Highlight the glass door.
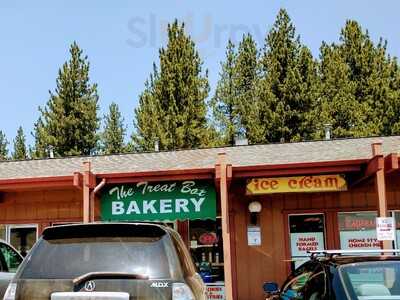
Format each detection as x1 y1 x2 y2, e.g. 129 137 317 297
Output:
288 214 326 269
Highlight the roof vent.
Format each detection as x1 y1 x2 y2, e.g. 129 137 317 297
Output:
154 138 159 152
234 135 248 146
48 145 54 158
324 124 332 140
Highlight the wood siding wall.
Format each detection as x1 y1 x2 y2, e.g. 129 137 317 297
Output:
0 189 82 232
231 174 400 300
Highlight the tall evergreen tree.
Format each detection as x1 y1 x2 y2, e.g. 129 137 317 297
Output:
102 102 126 154
38 42 99 157
316 20 400 138
312 43 367 138
12 126 27 160
0 131 8 160
132 21 210 151
338 21 387 136
385 59 400 134
30 118 49 159
258 9 318 142
234 34 263 143
211 40 239 145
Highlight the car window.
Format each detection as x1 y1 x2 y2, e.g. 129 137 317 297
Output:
340 261 400 299
301 269 327 300
20 235 183 280
0 243 22 273
281 262 328 300
281 271 313 299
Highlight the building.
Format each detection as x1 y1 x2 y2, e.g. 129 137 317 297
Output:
0 136 399 300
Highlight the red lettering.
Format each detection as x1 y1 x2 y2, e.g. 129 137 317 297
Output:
261 180 271 190
271 180 278 189
253 179 260 190
288 179 297 189
303 177 312 188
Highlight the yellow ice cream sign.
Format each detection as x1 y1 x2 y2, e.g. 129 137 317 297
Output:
246 175 347 195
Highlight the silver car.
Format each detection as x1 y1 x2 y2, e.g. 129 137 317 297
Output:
4 223 206 300
0 240 23 298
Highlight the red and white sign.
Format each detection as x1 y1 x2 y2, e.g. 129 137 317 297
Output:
340 230 380 250
290 232 325 257
206 283 225 300
376 217 395 241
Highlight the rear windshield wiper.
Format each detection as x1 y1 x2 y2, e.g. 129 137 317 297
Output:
73 272 149 285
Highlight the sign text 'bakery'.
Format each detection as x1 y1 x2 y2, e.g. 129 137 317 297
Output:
101 180 216 221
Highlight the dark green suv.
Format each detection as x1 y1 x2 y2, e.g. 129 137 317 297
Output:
3 223 206 300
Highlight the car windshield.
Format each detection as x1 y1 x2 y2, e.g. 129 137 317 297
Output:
340 260 400 300
19 234 182 280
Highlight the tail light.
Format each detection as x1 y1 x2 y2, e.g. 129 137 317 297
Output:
3 283 16 300
172 283 195 300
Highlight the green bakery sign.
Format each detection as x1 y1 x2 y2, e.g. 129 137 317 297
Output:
101 180 216 221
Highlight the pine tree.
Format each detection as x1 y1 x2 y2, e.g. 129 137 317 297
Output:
337 20 386 136
0 131 8 160
12 126 27 160
312 43 367 138
132 66 162 151
385 59 400 134
316 20 400 138
132 21 209 151
234 34 263 143
101 102 126 154
30 118 49 159
38 42 99 157
210 40 239 145
258 9 317 142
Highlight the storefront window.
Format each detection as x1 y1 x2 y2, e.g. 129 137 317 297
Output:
8 225 37 257
189 219 224 283
189 218 225 299
338 212 380 250
289 214 325 269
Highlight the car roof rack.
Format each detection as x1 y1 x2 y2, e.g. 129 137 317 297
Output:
308 249 400 259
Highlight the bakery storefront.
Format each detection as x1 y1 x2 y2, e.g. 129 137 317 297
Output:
100 180 226 289
0 136 400 300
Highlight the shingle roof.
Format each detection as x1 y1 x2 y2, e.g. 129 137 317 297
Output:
0 136 399 180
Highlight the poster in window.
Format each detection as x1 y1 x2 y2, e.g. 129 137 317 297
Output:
289 215 325 258
338 212 380 250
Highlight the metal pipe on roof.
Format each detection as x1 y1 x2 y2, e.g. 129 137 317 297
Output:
90 178 106 223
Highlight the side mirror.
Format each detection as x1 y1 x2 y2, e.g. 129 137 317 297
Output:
263 282 279 294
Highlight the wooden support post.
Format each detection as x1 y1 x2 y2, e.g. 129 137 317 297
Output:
82 162 91 223
372 143 391 250
217 153 233 300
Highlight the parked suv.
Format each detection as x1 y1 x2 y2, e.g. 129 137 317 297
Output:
0 240 23 298
264 250 400 300
3 223 206 300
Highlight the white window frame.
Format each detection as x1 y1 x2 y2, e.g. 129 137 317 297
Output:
3 224 39 245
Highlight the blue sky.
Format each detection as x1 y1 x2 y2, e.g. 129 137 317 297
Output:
1 0 399 148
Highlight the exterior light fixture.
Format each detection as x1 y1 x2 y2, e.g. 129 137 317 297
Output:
248 201 262 225
248 201 262 213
